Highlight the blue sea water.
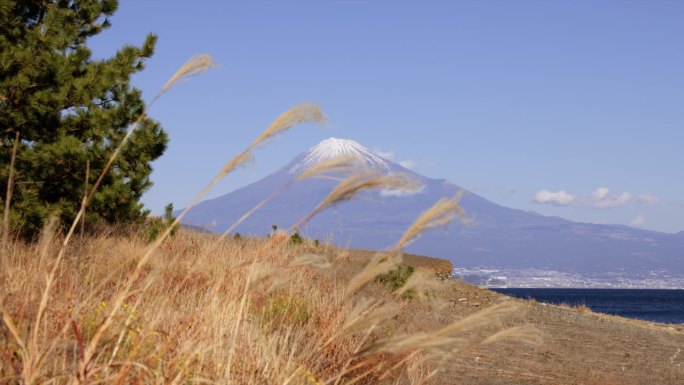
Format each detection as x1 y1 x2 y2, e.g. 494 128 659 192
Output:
492 288 684 324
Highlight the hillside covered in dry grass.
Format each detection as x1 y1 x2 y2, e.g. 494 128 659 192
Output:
0 228 532 384
1 50 682 385
2 229 682 384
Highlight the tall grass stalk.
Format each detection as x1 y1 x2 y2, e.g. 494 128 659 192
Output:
1 130 20 251
0 55 214 384
168 154 360 292
1 222 535 384
293 170 419 232
0 55 539 385
393 190 468 252
77 103 325 383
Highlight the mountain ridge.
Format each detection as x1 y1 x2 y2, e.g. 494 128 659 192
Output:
180 138 684 287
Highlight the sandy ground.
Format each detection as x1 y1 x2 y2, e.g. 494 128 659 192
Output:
432 279 684 385
367 251 684 384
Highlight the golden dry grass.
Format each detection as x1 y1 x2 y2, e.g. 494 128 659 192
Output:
0 229 533 384
0 53 537 384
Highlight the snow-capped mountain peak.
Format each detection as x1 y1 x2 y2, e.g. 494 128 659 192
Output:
182 137 684 287
288 137 391 174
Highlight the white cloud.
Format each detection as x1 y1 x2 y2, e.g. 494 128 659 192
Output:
591 187 610 201
373 148 418 170
533 187 631 208
380 184 425 197
637 193 660 206
399 160 416 170
589 187 631 208
533 190 576 206
630 214 645 228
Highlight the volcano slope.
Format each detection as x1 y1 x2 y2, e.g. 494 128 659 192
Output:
181 137 684 285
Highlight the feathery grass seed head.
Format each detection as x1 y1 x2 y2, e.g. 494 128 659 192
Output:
294 171 419 231
481 324 543 346
362 301 524 357
362 331 465 356
161 55 214 93
252 103 326 148
394 269 440 301
37 212 60 263
289 254 332 269
295 155 359 182
433 301 522 339
394 190 469 251
323 171 419 210
337 298 399 339
345 252 403 297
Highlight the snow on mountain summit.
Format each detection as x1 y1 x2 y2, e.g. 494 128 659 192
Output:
288 137 391 174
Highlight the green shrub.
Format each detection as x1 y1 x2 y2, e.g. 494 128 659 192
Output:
144 203 178 242
377 265 415 299
290 231 304 245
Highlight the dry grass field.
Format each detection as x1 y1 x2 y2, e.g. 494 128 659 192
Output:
2 229 682 384
1 228 535 384
3 55 518 384
2 55 682 385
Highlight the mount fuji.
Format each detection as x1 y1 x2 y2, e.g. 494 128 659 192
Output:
180 138 684 287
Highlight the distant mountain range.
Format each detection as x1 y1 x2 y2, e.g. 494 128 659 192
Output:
179 138 684 288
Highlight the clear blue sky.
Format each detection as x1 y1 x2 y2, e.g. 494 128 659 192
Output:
89 0 683 233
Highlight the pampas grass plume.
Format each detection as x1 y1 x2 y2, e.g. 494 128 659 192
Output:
251 103 326 147
290 254 332 269
394 268 441 301
481 324 543 346
394 190 468 251
296 154 358 181
161 55 214 94
295 171 419 230
345 252 403 297
335 298 399 340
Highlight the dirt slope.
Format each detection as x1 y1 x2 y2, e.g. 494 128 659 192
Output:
392 253 684 385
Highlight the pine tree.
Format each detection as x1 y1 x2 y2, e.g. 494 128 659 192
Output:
0 0 168 238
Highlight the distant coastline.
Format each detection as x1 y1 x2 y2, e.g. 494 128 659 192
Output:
454 267 684 289
493 288 684 324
